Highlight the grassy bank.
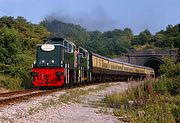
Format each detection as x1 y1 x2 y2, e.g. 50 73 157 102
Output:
103 77 180 123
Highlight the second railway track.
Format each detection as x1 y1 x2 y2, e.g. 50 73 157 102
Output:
0 89 39 97
0 89 59 107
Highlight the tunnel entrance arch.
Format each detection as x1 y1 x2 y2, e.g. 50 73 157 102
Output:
143 57 164 77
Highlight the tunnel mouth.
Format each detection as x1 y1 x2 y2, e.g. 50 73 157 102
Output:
144 58 164 77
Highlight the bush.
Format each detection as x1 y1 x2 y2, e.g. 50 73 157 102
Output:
153 77 180 95
0 16 49 90
159 57 180 77
0 74 22 90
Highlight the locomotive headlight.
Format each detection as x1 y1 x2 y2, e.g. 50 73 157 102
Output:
51 60 55 63
42 60 45 63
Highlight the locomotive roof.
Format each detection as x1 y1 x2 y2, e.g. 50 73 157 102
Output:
50 37 76 46
36 37 76 51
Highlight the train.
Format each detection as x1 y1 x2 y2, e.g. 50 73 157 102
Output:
30 37 155 87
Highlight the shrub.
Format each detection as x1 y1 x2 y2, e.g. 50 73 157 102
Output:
0 74 22 90
159 57 180 77
153 77 180 95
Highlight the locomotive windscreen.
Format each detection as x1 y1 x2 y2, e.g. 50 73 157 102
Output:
36 44 65 67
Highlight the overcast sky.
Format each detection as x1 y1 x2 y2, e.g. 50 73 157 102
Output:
0 0 180 34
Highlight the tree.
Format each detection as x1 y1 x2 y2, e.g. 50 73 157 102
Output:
0 16 49 89
138 29 152 45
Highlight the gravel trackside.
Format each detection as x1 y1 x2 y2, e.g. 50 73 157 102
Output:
0 81 141 123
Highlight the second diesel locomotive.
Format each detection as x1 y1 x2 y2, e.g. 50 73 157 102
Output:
31 37 154 87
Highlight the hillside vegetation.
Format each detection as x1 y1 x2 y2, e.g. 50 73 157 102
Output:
0 16 49 90
0 16 180 90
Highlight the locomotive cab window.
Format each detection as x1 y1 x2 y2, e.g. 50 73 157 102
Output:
68 44 74 53
36 45 65 67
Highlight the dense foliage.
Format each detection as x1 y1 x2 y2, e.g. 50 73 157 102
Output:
0 16 49 90
132 25 180 50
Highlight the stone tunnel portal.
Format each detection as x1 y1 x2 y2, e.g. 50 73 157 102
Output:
143 57 164 77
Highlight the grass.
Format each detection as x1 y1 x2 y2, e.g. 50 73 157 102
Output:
28 99 57 115
102 77 180 123
87 83 110 92
41 99 57 107
28 106 41 115
58 83 111 104
58 89 89 103
98 105 110 115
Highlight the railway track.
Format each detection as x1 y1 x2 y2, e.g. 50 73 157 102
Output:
0 81 122 107
0 89 39 97
0 89 59 107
